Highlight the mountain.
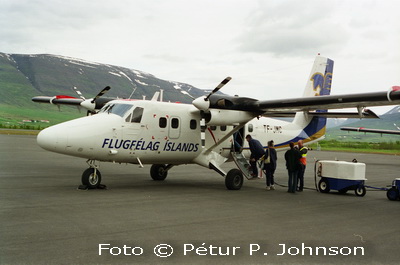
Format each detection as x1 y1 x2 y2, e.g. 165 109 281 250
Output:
384 105 400 116
0 52 207 105
326 106 400 142
0 52 209 126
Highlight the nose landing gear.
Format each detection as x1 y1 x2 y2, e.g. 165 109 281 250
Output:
78 160 107 190
82 168 102 188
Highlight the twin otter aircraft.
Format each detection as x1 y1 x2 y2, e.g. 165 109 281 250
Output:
33 55 400 190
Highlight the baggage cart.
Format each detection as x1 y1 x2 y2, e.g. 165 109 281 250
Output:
315 160 367 197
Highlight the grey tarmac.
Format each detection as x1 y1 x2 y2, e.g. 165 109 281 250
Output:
1 135 399 265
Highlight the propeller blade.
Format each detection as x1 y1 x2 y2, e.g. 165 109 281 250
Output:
200 114 206 149
73 87 86 100
204 77 231 101
91 86 111 103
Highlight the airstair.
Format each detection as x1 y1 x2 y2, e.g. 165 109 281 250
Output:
231 152 253 180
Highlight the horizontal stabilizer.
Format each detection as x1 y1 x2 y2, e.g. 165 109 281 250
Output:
262 109 379 119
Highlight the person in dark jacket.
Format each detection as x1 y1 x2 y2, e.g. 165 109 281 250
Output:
246 134 265 178
284 142 302 193
264 140 277 190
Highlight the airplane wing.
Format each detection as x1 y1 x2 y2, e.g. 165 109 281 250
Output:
207 86 400 114
32 95 84 106
32 95 114 109
341 127 400 135
32 86 114 112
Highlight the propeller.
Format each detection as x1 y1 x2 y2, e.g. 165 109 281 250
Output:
80 86 111 113
91 86 111 103
205 76 231 101
193 77 232 111
193 77 232 149
73 86 86 100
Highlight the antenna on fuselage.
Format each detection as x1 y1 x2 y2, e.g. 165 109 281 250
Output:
128 85 137 99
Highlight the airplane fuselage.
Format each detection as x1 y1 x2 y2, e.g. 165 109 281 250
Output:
37 99 324 167
33 55 342 190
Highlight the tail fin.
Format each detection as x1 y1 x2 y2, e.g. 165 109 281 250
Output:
302 55 334 97
293 55 334 143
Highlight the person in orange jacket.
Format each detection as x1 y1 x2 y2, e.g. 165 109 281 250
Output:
297 140 308 192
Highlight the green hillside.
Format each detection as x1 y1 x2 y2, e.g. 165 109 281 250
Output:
0 53 39 106
326 109 400 142
0 52 207 128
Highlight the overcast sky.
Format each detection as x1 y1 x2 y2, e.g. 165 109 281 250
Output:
1 0 399 114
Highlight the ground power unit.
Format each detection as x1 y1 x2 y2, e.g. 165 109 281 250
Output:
315 160 367 197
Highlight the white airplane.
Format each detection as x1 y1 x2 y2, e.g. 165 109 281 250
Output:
33 55 400 190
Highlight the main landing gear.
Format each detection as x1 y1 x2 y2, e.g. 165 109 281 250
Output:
150 164 174 181
79 160 106 190
225 169 244 190
150 164 244 190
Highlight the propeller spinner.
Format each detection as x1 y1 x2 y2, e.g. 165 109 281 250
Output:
193 77 232 111
80 86 111 111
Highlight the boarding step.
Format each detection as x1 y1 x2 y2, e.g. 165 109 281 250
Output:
231 152 253 180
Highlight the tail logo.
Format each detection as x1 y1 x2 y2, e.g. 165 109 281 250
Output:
311 71 333 97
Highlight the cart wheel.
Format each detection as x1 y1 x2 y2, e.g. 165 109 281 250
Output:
355 186 366 197
318 178 330 193
386 188 399 201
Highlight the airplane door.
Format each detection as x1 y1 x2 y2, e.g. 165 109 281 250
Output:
122 107 144 138
168 117 181 139
233 127 245 152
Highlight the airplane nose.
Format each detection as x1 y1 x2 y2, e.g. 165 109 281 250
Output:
37 127 60 151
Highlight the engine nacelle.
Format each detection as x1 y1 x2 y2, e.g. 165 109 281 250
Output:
206 109 255 126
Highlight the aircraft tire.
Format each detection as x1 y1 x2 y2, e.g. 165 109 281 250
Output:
150 164 168 181
82 168 102 189
386 187 399 201
318 178 330 193
225 169 243 190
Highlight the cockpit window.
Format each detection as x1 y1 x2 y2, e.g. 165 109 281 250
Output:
99 103 132 117
131 107 144 123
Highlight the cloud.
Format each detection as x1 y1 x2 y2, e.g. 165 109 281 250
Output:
0 0 128 53
238 0 349 57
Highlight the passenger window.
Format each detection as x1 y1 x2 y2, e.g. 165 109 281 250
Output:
190 119 197 130
131 107 144 123
221 126 227 131
171 118 179 129
159 117 167 128
248 124 253 132
210 126 217 131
